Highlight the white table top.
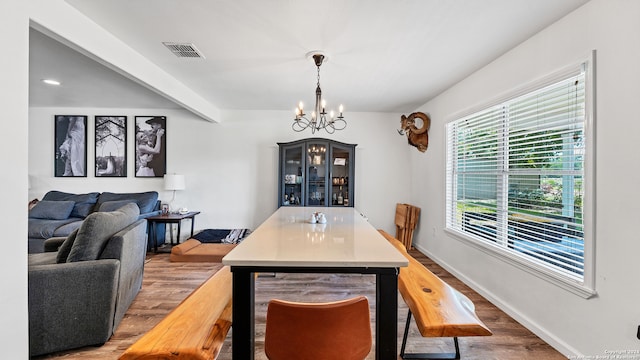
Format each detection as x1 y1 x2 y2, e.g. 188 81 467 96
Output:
222 207 409 268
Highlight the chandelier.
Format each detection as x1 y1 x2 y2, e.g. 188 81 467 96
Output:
292 52 346 134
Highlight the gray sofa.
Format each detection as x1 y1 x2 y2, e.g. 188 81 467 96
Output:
28 203 147 356
28 190 164 253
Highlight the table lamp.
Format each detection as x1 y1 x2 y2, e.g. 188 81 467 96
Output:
164 173 185 212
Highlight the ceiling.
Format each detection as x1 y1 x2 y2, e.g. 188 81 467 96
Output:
30 0 590 115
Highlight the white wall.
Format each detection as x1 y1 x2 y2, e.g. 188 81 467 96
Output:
29 107 411 237
1 0 29 357
410 0 640 356
22 4 412 356
24 1 636 357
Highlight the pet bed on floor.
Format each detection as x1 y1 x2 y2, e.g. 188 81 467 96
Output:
191 228 251 244
170 239 237 262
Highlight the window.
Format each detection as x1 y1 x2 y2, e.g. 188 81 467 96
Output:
445 56 595 297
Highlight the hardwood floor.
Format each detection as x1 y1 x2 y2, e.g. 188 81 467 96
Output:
35 250 567 360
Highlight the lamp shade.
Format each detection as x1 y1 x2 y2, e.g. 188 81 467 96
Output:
164 174 185 191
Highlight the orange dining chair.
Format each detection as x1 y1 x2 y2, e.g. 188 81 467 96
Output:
264 296 372 360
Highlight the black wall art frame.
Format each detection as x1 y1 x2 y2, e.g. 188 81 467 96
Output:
54 115 88 177
134 116 166 178
95 116 127 177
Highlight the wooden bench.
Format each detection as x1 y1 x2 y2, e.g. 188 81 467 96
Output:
379 230 492 359
119 266 232 360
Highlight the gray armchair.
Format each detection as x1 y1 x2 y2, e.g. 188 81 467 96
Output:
28 203 147 356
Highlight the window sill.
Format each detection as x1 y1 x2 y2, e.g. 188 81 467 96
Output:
445 228 597 299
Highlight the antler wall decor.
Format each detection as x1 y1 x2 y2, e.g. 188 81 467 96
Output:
398 112 430 152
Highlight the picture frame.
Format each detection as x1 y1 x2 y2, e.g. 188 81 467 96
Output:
95 116 127 177
54 115 87 177
135 116 166 177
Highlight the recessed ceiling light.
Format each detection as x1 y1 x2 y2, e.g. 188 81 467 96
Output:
42 79 61 86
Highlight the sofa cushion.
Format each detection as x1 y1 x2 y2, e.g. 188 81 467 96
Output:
66 203 140 262
52 220 83 237
56 229 79 263
28 218 82 240
96 191 158 214
98 200 135 213
28 252 59 266
29 200 75 220
42 191 100 218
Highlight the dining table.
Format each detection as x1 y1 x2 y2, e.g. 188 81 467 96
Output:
222 206 409 360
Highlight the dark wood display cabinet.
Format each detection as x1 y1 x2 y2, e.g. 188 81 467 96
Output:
278 138 356 207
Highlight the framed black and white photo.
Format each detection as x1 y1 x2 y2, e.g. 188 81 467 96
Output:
135 116 166 177
55 115 87 177
95 116 127 177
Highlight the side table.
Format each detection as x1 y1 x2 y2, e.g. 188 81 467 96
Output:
146 211 201 252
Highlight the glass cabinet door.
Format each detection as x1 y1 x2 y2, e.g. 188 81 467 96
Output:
278 138 356 208
330 144 354 206
306 142 327 206
280 144 304 206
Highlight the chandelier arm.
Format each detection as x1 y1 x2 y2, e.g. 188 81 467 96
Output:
332 118 347 130
292 117 311 132
292 51 345 134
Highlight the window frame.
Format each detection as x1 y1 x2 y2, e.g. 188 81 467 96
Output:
444 52 596 298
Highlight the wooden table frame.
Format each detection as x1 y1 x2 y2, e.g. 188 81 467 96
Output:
223 207 407 360
230 265 399 360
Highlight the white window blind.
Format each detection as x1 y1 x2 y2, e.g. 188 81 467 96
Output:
446 66 590 285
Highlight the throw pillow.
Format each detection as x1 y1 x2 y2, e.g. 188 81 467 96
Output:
42 191 100 218
98 200 135 212
97 191 158 214
29 200 75 220
56 229 79 263
66 203 140 262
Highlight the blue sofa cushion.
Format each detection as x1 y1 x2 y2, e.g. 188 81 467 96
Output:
42 191 100 218
96 191 158 214
28 218 81 239
52 220 83 237
98 200 135 212
29 200 75 220
66 203 140 262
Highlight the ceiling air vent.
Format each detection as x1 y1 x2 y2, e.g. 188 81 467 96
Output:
162 42 205 59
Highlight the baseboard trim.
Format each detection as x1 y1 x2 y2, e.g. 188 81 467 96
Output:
413 243 582 357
